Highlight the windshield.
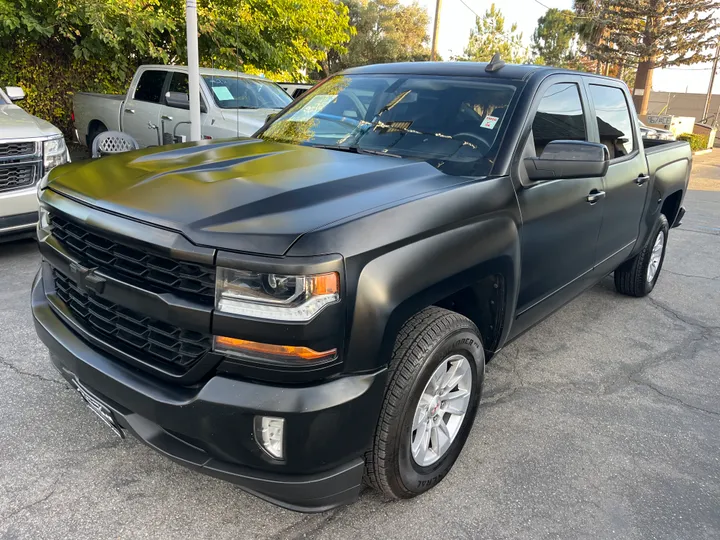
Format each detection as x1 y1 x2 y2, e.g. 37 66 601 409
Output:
202 75 292 110
258 74 518 176
0 89 8 104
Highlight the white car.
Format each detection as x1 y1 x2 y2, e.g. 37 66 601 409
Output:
0 86 69 242
73 66 293 148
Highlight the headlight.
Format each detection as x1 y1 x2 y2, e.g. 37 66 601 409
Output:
215 267 339 322
43 136 69 174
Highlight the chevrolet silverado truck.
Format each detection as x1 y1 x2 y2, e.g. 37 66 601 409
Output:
0 86 69 242
33 61 691 511
73 65 292 148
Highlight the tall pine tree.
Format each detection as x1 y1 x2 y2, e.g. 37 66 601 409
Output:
579 0 720 114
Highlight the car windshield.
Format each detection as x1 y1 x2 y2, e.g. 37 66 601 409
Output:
202 75 292 110
0 89 8 104
257 74 518 176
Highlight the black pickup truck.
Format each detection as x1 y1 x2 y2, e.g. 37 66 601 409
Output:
32 61 691 512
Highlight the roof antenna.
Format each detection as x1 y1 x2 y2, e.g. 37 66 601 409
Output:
485 52 505 73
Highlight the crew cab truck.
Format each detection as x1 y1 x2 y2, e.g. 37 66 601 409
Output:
33 62 690 511
0 86 69 242
73 65 292 149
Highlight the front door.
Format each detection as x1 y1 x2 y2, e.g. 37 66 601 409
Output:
122 69 167 147
512 79 606 336
586 83 648 268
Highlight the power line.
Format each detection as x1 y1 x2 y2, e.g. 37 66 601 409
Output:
531 0 551 9
457 0 481 18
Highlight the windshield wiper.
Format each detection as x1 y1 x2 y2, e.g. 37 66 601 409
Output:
310 144 401 158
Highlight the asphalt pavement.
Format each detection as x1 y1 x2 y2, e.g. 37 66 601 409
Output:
1 178 719 539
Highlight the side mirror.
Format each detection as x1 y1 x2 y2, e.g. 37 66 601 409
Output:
165 91 190 110
165 91 207 113
524 140 609 181
5 86 25 101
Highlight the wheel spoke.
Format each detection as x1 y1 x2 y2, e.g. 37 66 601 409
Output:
442 388 470 403
438 417 451 439
429 424 440 457
412 400 429 429
412 420 430 462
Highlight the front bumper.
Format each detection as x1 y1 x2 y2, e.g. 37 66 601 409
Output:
32 271 386 512
0 186 37 240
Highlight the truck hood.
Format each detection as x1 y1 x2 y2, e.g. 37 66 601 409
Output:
48 138 464 255
0 104 62 140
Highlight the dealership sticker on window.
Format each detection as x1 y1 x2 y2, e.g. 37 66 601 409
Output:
211 86 234 101
481 115 499 129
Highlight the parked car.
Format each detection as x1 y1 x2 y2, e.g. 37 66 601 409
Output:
0 86 69 242
278 82 313 100
34 62 691 511
73 66 293 148
639 120 675 141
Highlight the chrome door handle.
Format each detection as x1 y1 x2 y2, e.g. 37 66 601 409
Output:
124 108 135 114
587 190 606 204
635 174 650 185
161 115 173 121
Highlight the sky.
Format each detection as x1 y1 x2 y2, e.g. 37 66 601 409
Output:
406 0 717 95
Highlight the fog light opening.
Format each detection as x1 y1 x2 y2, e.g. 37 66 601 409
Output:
255 416 285 460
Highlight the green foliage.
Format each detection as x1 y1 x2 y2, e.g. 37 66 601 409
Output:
323 0 430 75
0 0 353 136
0 43 129 136
574 0 720 69
459 3 529 64
677 133 710 152
532 9 579 68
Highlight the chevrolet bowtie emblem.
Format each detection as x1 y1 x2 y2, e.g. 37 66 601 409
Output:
68 261 106 294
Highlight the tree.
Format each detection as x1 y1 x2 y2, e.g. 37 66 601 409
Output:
0 0 353 135
575 0 720 114
460 3 530 64
532 9 579 68
323 0 431 76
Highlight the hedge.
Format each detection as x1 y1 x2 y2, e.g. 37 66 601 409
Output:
677 133 710 152
0 43 131 139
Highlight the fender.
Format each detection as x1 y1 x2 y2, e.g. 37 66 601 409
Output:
343 215 520 373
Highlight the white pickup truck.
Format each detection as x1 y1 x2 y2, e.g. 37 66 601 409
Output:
73 65 293 148
0 86 68 242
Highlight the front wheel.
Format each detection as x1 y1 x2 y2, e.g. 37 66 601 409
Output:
364 307 485 499
614 214 669 297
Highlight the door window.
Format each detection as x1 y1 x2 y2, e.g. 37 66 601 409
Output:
532 83 586 157
133 70 167 103
167 72 189 94
589 84 635 159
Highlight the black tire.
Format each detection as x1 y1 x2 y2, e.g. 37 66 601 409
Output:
365 307 485 499
86 122 108 150
614 214 669 297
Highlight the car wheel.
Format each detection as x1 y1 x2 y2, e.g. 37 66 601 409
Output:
614 213 669 297
87 122 108 150
365 307 485 499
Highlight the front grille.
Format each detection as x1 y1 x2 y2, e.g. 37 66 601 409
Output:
53 269 211 372
0 141 36 158
50 213 216 304
0 164 36 192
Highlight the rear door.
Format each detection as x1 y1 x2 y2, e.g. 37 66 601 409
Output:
513 77 606 330
585 82 648 269
121 69 168 147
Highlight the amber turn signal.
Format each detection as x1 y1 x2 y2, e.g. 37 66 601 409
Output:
214 336 337 362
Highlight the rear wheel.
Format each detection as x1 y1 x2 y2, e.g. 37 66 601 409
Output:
365 307 485 499
614 214 669 297
87 121 108 150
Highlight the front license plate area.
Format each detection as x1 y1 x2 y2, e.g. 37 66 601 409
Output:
71 379 125 439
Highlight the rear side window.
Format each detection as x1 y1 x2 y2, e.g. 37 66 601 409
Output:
134 71 167 103
589 84 635 159
532 83 586 156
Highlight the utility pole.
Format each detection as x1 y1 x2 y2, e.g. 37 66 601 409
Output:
702 39 720 123
430 0 442 61
186 0 201 141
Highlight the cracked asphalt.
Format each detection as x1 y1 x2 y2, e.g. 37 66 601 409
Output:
1 184 720 539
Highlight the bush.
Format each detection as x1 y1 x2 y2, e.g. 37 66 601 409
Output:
677 133 710 152
0 43 130 139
